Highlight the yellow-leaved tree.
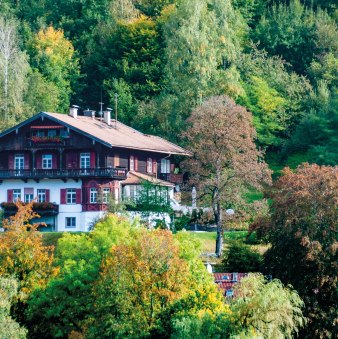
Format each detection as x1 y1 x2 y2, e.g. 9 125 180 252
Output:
29 26 79 113
0 201 58 300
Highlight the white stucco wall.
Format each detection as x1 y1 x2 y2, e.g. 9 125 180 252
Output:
0 179 103 232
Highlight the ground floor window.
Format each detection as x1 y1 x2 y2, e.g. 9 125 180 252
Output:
13 189 21 202
37 189 46 203
24 194 34 203
65 217 76 228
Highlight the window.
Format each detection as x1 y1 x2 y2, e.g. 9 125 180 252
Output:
60 129 69 137
161 159 170 174
66 217 76 228
129 155 135 171
102 188 110 203
47 129 57 137
13 189 21 202
90 188 97 203
42 154 52 169
24 188 34 203
14 154 24 170
24 194 34 203
37 189 46 203
147 158 152 173
67 189 76 204
36 130 45 137
80 153 90 169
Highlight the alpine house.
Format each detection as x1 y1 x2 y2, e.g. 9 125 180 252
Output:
0 107 190 231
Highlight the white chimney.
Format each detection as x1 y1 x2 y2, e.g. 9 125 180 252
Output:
69 105 79 119
104 109 112 126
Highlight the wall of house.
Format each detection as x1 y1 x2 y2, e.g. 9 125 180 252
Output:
0 179 106 232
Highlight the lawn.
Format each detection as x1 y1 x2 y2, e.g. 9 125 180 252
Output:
189 230 268 255
189 230 250 253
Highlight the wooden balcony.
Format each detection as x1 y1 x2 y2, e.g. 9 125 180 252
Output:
0 168 127 180
25 137 73 148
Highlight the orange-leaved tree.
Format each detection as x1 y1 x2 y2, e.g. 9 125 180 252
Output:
0 201 58 300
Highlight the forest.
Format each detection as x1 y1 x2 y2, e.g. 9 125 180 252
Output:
0 0 337 167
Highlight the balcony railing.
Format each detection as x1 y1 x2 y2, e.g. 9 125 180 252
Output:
0 168 127 180
1 202 59 216
158 173 184 184
25 137 73 148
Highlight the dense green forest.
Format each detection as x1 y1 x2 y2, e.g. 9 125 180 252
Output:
0 0 337 166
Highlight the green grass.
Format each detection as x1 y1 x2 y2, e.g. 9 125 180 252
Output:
189 230 266 256
189 231 216 253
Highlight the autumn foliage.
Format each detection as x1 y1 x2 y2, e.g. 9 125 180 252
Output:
90 229 191 337
0 201 57 299
263 164 338 337
183 95 271 255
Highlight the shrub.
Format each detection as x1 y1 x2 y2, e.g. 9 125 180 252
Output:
222 241 263 272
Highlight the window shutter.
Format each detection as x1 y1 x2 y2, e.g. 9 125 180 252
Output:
147 158 152 173
129 155 134 171
153 160 157 174
24 153 30 170
90 151 95 168
87 188 92 203
135 156 138 171
114 154 120 167
8 154 14 170
45 189 50 202
76 189 82 204
7 190 13 202
36 154 42 169
60 189 66 204
52 154 57 169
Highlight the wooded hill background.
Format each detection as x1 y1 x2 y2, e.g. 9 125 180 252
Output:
0 0 337 167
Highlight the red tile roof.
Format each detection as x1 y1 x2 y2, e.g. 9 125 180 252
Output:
214 273 248 296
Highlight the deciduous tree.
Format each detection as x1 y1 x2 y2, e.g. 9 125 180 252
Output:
0 201 57 300
263 163 338 337
183 96 271 256
88 229 190 337
0 277 27 339
231 273 305 338
0 15 29 123
28 26 79 113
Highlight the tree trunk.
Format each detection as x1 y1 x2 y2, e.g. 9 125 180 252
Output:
214 201 223 257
